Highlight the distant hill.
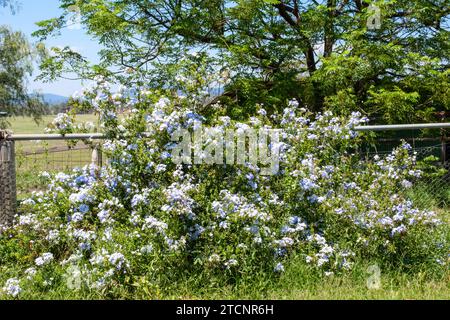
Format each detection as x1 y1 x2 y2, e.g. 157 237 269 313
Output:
30 93 69 105
41 94 69 105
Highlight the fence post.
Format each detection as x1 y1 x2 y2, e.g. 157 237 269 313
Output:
441 129 448 164
91 145 103 167
97 146 103 168
0 131 17 228
91 145 103 178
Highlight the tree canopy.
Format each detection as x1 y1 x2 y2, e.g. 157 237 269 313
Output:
34 0 449 123
0 0 19 13
0 25 44 127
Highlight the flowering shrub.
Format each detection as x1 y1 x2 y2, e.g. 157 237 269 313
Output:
0 77 448 298
45 112 96 135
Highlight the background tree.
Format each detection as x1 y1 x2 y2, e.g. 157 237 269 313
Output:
34 0 449 123
0 1 45 128
0 26 45 127
0 0 19 13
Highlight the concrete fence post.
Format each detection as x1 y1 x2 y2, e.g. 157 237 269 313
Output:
91 145 103 178
91 145 103 167
0 132 17 228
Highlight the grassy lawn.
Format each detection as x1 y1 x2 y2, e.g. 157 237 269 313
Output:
8 114 99 134
167 213 449 300
9 114 99 151
4 262 449 300
191 268 450 300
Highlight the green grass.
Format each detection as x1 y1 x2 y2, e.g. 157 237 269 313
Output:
407 182 450 210
2 260 449 300
8 114 99 134
199 269 450 300
8 114 99 152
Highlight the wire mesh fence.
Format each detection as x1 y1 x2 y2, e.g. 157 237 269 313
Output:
359 130 449 211
363 144 449 210
10 138 103 199
12 139 450 209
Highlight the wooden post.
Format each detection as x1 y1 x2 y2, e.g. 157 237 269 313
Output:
441 129 448 164
437 112 448 165
0 134 17 228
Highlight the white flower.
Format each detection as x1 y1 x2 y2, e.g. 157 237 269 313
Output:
19 214 37 226
71 212 84 223
274 237 294 248
35 252 54 266
98 210 111 224
45 230 60 242
257 108 267 116
224 259 238 268
112 93 122 100
156 164 167 173
274 262 285 272
24 267 37 280
401 180 413 189
317 258 328 267
219 221 228 229
143 216 168 233
40 171 51 179
140 245 153 254
155 97 170 109
391 224 407 236
3 278 21 297
288 99 299 108
208 254 221 264
253 237 262 244
108 252 126 270
320 245 334 255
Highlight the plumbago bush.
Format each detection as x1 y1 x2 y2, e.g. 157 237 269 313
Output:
0 77 448 298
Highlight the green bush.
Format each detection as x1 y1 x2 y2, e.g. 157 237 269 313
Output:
1 79 448 299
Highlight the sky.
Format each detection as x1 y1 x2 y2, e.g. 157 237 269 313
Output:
0 0 102 97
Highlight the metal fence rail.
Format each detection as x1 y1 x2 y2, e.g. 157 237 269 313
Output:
354 123 450 131
1 123 449 227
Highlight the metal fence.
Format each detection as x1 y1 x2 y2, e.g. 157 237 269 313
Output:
1 124 449 227
0 131 104 227
357 125 450 210
0 139 16 227
14 142 101 197
360 142 449 210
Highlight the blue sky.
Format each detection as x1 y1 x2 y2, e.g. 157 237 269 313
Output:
0 0 101 96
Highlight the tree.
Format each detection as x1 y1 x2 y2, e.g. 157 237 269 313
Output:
0 0 19 13
0 25 44 127
0 2 45 127
34 0 449 123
